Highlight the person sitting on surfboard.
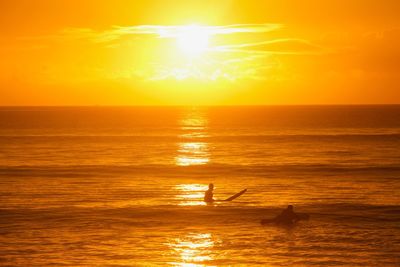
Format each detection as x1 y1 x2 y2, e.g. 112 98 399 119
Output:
204 183 214 203
203 184 246 203
275 205 299 224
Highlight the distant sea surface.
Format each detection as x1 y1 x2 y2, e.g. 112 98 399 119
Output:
1 106 399 266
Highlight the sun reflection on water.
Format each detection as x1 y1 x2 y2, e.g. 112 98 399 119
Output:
175 184 208 206
168 233 216 267
176 142 209 166
175 108 210 166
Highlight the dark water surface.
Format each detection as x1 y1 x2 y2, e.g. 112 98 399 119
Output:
1 106 400 266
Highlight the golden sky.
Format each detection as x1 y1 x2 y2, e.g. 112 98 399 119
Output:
1 0 399 105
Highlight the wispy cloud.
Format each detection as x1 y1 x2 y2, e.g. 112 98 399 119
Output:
23 23 282 42
16 23 326 82
93 23 283 40
20 23 323 55
212 38 325 55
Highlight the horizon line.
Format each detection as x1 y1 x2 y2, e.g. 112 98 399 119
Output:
1 104 400 108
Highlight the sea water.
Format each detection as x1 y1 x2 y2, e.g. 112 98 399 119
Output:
0 106 399 266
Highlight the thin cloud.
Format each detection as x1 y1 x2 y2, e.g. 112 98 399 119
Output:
20 23 322 53
15 23 326 81
212 39 325 55
21 23 283 43
37 24 323 55
110 23 283 39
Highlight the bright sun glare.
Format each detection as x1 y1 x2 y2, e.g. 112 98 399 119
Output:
177 25 210 57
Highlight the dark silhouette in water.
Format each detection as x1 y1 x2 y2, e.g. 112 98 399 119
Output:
204 184 247 203
275 205 299 224
204 183 214 203
261 205 309 225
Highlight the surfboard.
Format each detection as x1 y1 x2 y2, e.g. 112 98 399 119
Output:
297 213 310 220
260 218 276 225
260 213 310 225
223 189 247 201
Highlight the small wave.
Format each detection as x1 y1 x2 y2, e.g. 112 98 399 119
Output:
1 203 399 227
1 163 400 178
0 133 399 140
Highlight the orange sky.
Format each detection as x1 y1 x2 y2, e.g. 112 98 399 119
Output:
1 0 399 105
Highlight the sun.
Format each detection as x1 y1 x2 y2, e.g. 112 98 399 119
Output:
177 25 210 57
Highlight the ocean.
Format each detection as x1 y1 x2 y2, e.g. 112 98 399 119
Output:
0 106 399 266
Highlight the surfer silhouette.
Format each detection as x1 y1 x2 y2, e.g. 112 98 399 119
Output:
204 183 214 203
261 204 309 225
274 205 299 224
204 184 247 203
275 205 299 224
